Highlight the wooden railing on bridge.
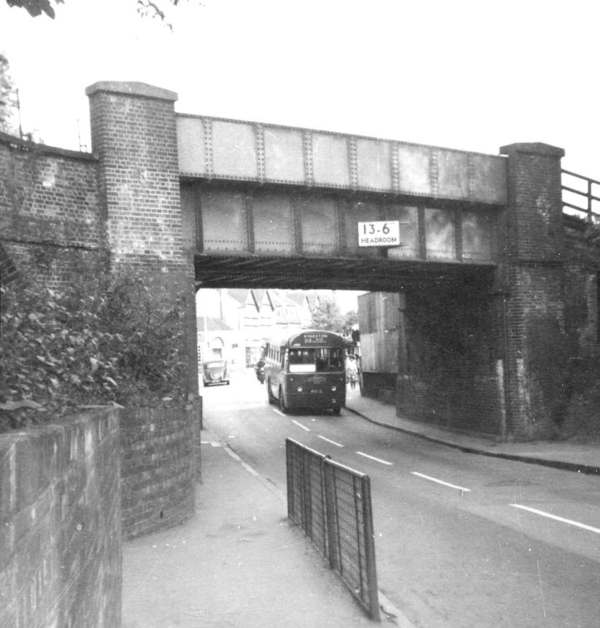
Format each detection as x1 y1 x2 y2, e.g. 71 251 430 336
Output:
562 169 600 223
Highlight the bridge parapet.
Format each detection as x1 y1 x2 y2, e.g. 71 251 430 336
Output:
177 114 507 206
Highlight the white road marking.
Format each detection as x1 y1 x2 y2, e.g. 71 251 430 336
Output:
411 471 471 493
317 435 344 448
510 503 600 535
200 441 221 447
291 419 310 432
272 409 286 417
356 451 393 466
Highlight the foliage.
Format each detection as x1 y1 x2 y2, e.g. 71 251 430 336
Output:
310 296 345 333
6 0 187 24
343 309 358 332
5 0 62 18
560 353 600 441
0 271 187 432
0 53 17 135
583 221 600 249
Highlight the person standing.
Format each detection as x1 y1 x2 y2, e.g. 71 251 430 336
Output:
346 355 358 390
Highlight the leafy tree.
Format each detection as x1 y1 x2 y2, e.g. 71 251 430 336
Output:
0 54 17 135
5 0 62 18
343 309 358 330
6 0 186 22
0 270 188 432
310 296 345 333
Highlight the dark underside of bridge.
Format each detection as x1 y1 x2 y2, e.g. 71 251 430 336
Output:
194 254 497 292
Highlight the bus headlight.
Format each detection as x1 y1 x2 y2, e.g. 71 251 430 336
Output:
331 386 337 392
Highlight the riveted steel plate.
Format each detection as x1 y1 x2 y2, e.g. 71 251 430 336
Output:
201 189 247 253
264 127 305 183
356 138 392 191
397 143 432 196
177 116 206 175
470 154 507 204
437 149 470 199
176 115 507 205
312 133 350 188
212 120 257 179
300 197 338 255
252 192 295 254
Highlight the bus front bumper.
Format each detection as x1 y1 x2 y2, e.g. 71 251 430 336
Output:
285 391 345 410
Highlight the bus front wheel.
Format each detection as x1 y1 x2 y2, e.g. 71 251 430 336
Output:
267 379 276 404
279 387 289 414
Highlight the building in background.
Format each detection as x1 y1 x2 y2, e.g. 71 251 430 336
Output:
196 289 318 370
196 316 236 365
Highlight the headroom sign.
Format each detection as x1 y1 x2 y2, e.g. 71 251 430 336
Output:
357 221 400 247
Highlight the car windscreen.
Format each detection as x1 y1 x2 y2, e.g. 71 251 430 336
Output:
288 348 344 373
205 362 225 370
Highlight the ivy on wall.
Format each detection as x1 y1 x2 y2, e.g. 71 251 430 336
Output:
0 270 187 431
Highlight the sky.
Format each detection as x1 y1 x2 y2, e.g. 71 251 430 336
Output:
0 0 599 178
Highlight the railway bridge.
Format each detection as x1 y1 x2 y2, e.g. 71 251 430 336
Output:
4 81 599 440
4 80 600 628
86 81 599 440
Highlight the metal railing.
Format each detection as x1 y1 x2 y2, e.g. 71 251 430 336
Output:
285 438 380 620
562 169 600 223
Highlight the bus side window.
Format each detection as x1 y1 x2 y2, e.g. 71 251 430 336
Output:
283 349 288 370
331 350 343 370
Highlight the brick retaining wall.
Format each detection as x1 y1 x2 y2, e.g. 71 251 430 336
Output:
0 131 107 287
0 407 121 627
120 401 201 540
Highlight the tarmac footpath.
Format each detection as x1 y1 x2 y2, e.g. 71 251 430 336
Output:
122 430 380 628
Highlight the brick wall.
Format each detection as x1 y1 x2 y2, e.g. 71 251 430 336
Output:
399 275 503 436
0 408 121 627
1 84 203 547
0 131 107 287
501 263 567 438
120 402 201 540
86 82 184 269
564 216 599 350
86 81 198 400
499 143 568 439
501 144 565 262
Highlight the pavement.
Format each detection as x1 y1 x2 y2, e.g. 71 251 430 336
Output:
122 427 380 628
122 389 599 628
345 388 600 475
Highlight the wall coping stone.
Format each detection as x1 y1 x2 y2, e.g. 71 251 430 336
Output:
86 81 178 102
499 142 565 158
0 129 96 161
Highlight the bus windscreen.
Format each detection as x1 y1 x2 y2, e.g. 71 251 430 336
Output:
288 347 344 373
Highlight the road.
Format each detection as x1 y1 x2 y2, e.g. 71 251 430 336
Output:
201 370 600 628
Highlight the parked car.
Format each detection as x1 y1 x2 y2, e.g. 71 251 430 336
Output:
202 360 230 386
